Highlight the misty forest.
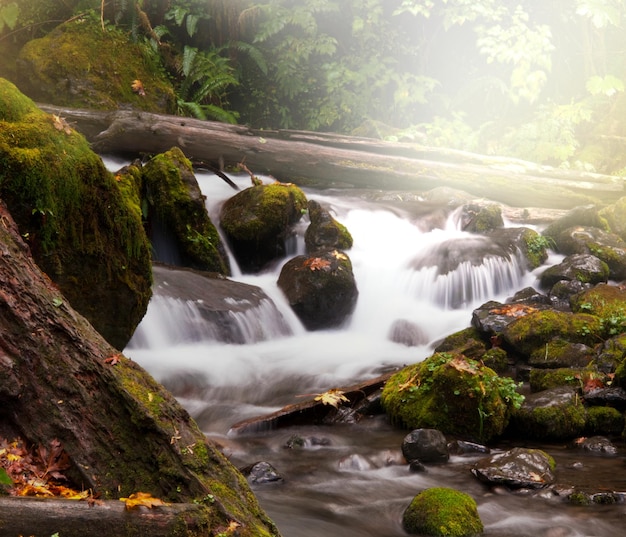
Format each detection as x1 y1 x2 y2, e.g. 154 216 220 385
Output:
2 1 626 537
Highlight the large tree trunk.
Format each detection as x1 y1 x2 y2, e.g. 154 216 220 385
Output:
0 200 279 536
39 104 624 210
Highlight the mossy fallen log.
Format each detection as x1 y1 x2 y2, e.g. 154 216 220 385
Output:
38 104 624 210
0 200 280 536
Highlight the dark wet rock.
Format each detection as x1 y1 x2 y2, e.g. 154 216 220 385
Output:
220 182 308 272
471 299 550 336
573 435 619 456
403 487 483 536
509 287 552 305
540 253 609 288
471 447 556 489
304 199 353 253
508 386 587 440
401 429 449 464
460 203 504 232
594 334 626 374
447 440 490 456
583 386 626 409
549 279 592 308
240 461 284 485
409 460 427 472
146 264 291 344
277 249 358 330
552 226 626 280
528 341 595 369
388 319 429 347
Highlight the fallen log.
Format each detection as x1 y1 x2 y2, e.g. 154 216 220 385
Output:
0 497 210 536
38 104 624 210
229 371 395 435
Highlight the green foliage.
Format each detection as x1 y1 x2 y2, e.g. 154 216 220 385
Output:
0 2 19 33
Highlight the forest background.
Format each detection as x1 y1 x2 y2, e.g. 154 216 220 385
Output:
2 0 626 174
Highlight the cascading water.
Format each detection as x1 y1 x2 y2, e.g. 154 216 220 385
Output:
102 156 624 537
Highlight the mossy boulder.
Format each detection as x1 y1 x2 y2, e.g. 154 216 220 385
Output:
433 327 490 360
402 487 483 536
586 406 624 435
141 147 230 274
529 367 587 392
508 386 587 440
460 203 503 233
0 78 151 349
220 182 308 272
570 284 626 339
599 196 626 242
304 199 353 253
381 353 523 443
528 339 595 369
540 253 609 287
277 249 358 330
16 16 175 112
502 309 603 357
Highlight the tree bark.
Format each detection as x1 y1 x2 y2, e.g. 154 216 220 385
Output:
39 104 624 210
0 200 279 536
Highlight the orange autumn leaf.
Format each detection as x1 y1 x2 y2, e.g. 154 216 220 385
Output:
131 79 146 96
104 353 122 366
51 114 72 135
120 491 166 509
448 356 478 375
303 257 332 271
489 304 537 317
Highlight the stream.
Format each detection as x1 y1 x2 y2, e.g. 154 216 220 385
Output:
103 156 626 537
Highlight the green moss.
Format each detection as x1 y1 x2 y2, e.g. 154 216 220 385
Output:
433 327 489 359
220 182 308 241
402 487 483 536
522 230 552 268
0 78 152 348
503 310 603 355
586 406 624 435
510 391 587 440
529 368 584 392
142 147 230 274
381 353 523 442
570 284 626 339
17 15 175 112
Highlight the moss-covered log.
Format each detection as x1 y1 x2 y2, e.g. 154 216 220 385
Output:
0 200 280 536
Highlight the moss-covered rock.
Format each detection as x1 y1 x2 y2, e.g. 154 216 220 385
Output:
586 406 624 436
528 339 595 369
0 78 151 349
599 196 626 242
509 386 587 440
381 353 523 443
402 487 483 536
304 199 353 253
502 309 603 357
141 147 230 274
570 284 626 339
520 229 552 268
540 253 609 287
529 367 586 392
433 327 490 359
16 15 175 112
461 203 503 233
220 182 308 272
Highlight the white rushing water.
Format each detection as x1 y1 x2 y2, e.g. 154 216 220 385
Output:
102 156 626 537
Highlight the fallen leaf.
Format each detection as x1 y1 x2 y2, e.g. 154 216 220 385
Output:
489 304 537 317
104 354 122 366
314 389 349 408
131 79 146 96
120 491 166 509
51 114 72 135
302 257 332 271
448 356 478 375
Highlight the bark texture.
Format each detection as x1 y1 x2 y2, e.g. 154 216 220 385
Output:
0 200 280 536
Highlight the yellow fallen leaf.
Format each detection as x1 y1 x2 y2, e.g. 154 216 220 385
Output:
120 491 166 509
314 389 349 408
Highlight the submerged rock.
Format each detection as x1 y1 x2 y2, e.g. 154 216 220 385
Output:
472 447 556 489
401 429 449 464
